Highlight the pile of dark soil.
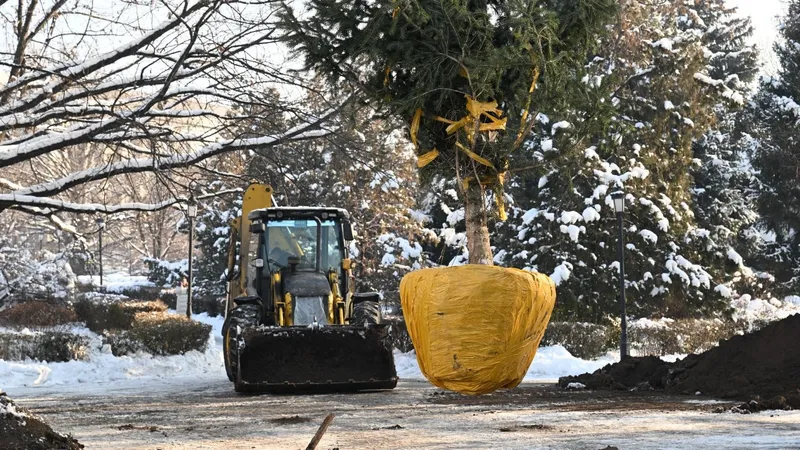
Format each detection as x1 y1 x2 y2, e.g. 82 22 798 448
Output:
559 314 800 408
0 392 83 450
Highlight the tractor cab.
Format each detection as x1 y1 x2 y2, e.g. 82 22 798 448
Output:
245 207 355 327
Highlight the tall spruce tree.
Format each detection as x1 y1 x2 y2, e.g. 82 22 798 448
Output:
278 0 617 264
687 0 770 300
498 0 753 321
192 181 244 299
748 0 800 293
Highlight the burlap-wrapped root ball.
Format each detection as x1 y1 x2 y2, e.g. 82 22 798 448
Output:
399 265 556 395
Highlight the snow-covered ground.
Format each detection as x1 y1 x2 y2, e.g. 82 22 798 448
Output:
2 310 623 396
1 313 225 395
15 378 800 450
395 344 618 384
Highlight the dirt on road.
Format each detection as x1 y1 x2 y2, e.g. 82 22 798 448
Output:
10 380 800 450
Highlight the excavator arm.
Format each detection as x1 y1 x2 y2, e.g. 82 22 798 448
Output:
225 183 272 312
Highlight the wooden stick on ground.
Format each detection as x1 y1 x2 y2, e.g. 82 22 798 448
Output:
306 413 335 450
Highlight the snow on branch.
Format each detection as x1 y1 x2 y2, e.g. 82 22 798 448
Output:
0 0 341 214
12 120 335 198
693 73 744 105
4 186 247 216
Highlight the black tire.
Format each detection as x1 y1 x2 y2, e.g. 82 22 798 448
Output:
223 303 261 382
351 300 381 326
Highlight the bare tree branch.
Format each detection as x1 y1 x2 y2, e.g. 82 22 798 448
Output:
0 0 343 217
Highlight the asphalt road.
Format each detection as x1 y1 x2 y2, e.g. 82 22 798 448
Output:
13 380 800 450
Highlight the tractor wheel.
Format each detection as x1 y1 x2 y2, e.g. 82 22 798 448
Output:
223 303 261 382
351 300 381 326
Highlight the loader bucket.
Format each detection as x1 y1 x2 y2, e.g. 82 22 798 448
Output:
233 324 398 393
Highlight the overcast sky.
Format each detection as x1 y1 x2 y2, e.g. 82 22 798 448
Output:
726 0 786 73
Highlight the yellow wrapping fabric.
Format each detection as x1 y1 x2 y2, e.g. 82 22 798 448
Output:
399 265 556 395
416 149 440 167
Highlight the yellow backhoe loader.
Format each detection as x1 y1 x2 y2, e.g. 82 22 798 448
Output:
221 183 398 393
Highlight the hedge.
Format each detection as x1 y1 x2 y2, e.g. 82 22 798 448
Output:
105 313 211 356
0 331 90 362
74 296 168 333
0 302 78 329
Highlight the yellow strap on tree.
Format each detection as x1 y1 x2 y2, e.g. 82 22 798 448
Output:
462 173 500 188
410 108 423 147
460 173 509 222
433 115 454 125
444 116 472 135
515 66 541 148
409 92 513 222
479 117 507 132
465 96 503 120
496 197 508 221
417 149 439 167
455 141 494 169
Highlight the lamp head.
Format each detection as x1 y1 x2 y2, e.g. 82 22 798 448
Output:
611 191 625 214
187 197 197 218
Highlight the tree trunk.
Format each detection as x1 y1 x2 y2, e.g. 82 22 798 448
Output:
464 181 493 265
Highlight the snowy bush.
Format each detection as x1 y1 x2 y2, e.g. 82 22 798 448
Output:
143 258 187 288
111 286 162 302
106 313 211 357
156 290 178 310
190 295 226 317
0 331 90 363
626 316 788 357
0 247 78 303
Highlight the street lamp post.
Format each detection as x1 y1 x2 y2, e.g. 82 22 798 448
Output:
96 217 105 289
611 191 628 360
186 197 197 319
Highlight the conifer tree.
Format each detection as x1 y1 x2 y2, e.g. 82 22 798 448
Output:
192 182 244 299
687 0 769 298
278 0 617 264
499 0 753 321
749 0 800 292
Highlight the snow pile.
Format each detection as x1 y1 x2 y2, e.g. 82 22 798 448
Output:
183 311 225 340
522 345 617 381
77 271 155 293
1 314 225 391
730 294 800 326
393 349 425 380
393 345 618 383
